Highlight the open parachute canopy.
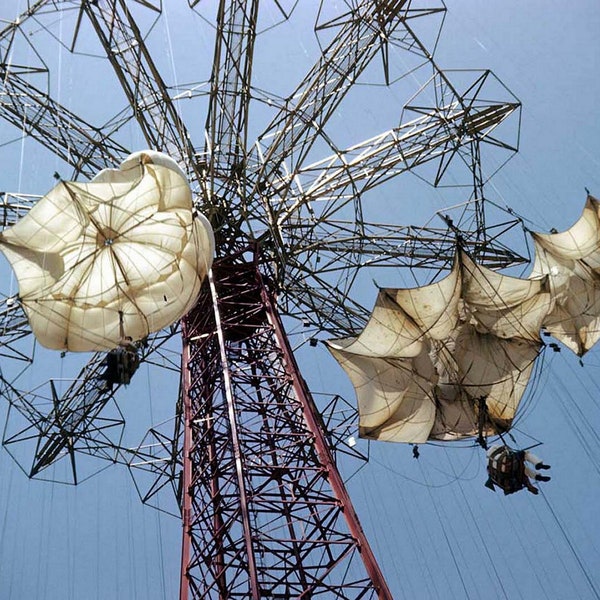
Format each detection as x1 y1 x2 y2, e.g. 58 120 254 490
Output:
328 195 600 444
0 150 214 352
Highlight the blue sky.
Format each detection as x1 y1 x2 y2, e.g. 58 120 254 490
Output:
1 2 599 598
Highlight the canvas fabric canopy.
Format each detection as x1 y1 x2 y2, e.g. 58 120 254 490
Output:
530 195 600 355
0 150 214 351
328 252 551 443
328 195 600 444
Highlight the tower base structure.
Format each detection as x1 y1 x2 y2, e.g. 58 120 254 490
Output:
179 252 392 599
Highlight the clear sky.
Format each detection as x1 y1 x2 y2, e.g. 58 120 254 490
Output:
1 2 599 599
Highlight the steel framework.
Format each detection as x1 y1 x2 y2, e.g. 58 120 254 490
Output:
179 253 391 598
0 1 526 598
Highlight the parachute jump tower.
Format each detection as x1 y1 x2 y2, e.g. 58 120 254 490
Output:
0 2 526 598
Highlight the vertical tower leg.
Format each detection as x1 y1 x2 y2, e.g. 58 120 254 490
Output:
178 254 392 599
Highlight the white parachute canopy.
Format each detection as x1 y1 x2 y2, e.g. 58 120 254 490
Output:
530 195 600 355
0 150 214 352
327 251 552 444
327 195 600 445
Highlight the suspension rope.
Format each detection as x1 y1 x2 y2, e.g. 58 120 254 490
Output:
144 362 168 599
540 490 600 599
442 448 511 600
498 492 554 597
370 447 477 488
417 460 473 600
383 458 448 598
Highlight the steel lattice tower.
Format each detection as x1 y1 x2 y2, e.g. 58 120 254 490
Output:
179 254 391 597
0 2 524 598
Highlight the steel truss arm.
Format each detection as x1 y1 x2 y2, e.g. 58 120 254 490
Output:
0 4 128 174
201 0 260 243
273 101 518 225
0 193 40 228
82 1 196 169
2 351 116 483
0 68 129 176
285 217 527 271
288 222 461 271
253 1 411 193
0 1 52 43
0 300 32 362
205 0 258 177
1 326 180 483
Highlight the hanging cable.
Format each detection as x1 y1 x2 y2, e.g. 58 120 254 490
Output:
144 363 168 599
370 447 476 488
417 460 473 600
383 457 448 598
540 491 600 599
442 448 511 600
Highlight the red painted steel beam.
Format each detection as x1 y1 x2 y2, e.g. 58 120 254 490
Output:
259 273 394 600
178 253 392 598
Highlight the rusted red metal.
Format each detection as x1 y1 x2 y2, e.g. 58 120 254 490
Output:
178 254 391 599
